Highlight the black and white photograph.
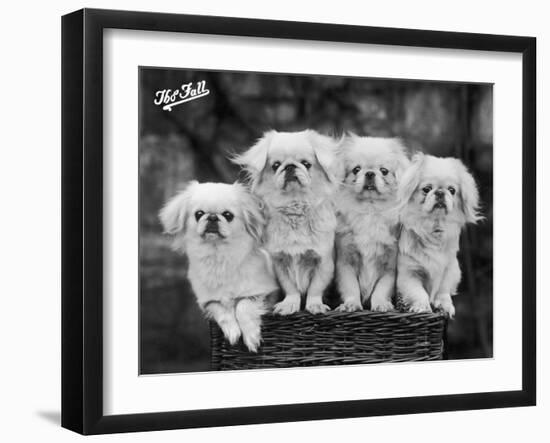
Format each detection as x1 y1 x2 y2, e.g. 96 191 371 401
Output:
139 67 493 374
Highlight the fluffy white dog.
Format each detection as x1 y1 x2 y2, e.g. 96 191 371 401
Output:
233 130 340 315
396 154 482 317
335 135 409 312
159 181 279 352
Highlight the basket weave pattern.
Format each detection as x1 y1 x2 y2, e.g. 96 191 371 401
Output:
211 311 446 370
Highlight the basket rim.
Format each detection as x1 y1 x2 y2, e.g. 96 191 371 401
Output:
261 310 447 320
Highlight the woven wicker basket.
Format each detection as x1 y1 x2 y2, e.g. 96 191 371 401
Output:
211 311 446 370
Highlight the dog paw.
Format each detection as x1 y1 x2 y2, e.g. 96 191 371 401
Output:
408 301 433 314
306 302 331 315
274 299 300 316
220 321 242 345
433 297 455 319
242 328 262 353
336 301 363 312
371 300 394 312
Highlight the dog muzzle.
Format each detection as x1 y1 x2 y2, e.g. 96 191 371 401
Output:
432 193 448 211
283 164 301 186
203 215 221 235
363 171 377 191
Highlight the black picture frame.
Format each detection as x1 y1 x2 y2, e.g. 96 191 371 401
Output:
61 8 536 435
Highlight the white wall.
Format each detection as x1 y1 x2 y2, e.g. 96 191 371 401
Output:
0 1 546 441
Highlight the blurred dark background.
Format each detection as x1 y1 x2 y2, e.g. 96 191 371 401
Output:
139 67 493 374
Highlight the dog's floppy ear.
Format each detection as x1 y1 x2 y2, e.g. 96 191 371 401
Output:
454 159 483 223
390 139 411 182
159 181 198 234
335 132 356 180
308 130 341 185
232 131 274 189
235 183 265 243
397 152 424 207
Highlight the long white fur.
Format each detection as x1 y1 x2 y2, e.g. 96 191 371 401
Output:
396 154 482 317
233 130 340 315
159 181 279 352
335 135 410 312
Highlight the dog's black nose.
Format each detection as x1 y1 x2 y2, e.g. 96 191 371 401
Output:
206 214 219 223
434 190 445 199
365 171 375 179
284 163 296 172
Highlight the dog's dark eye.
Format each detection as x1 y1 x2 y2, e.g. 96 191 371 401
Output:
272 161 281 172
448 186 456 195
422 185 432 194
221 211 234 222
301 160 311 169
352 166 361 175
194 210 205 221
380 167 389 176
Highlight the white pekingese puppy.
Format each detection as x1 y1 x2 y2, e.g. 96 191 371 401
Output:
396 154 482 317
159 181 279 352
233 130 340 315
335 135 410 312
